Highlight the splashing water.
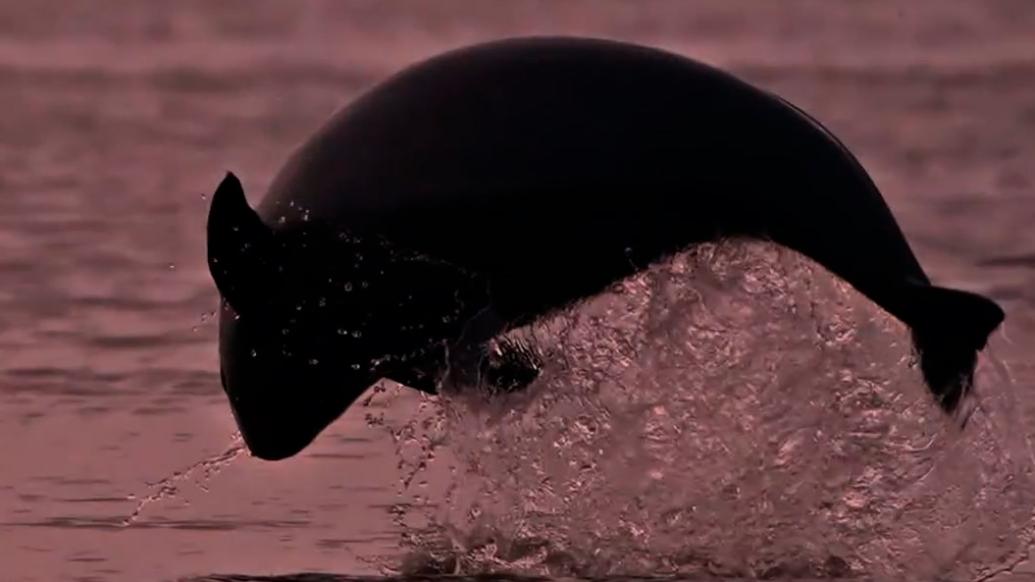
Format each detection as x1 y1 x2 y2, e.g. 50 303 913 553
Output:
122 432 247 527
374 240 1035 580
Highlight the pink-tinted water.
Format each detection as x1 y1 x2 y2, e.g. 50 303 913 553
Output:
2 2 1034 581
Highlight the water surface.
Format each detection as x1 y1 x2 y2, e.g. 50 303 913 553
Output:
2 2 1035 581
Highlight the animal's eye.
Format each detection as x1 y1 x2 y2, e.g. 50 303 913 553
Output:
480 337 542 393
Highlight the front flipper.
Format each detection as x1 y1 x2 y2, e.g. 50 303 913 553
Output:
442 306 514 392
382 306 509 395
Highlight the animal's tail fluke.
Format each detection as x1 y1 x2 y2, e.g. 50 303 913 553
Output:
906 284 1005 415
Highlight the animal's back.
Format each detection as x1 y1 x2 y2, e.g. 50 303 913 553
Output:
260 37 922 323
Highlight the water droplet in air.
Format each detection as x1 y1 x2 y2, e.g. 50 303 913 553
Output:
309 358 319 366
343 282 353 292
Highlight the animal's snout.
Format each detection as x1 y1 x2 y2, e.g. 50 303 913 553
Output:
219 359 327 460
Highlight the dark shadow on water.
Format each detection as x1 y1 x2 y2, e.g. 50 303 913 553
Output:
182 571 861 575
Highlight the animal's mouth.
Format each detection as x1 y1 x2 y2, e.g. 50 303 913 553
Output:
219 359 346 461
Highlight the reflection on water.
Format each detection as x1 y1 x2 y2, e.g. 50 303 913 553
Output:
180 571 832 575
182 571 724 575
2 1 1035 581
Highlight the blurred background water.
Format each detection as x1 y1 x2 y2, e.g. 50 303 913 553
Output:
1 1 1034 581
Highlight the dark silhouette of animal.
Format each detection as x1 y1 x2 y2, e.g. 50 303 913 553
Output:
207 37 1004 460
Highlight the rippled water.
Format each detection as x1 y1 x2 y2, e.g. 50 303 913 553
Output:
2 2 1035 581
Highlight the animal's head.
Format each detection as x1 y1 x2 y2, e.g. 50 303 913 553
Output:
206 173 486 459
